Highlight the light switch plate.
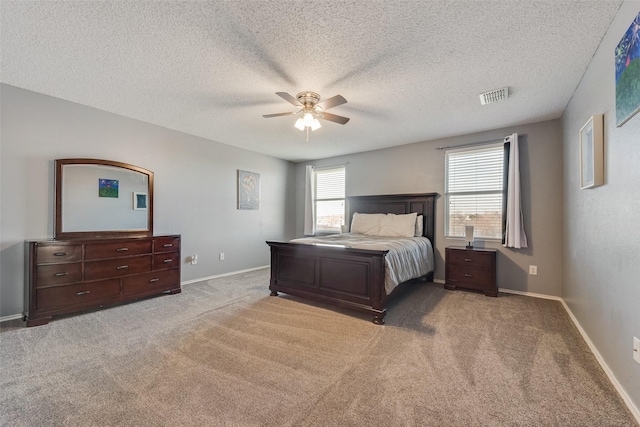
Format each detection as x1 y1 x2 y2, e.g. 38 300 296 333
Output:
634 337 640 364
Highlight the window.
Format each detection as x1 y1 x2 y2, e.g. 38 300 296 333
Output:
314 166 345 233
445 143 505 240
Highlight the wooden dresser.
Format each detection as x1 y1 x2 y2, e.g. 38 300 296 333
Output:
25 235 181 326
445 246 497 297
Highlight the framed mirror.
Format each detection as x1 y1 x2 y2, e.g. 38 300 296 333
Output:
55 159 154 239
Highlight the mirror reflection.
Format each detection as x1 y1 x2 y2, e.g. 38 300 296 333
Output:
55 159 153 239
62 164 148 232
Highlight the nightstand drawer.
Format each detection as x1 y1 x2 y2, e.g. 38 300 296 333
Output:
445 246 497 297
446 268 493 290
447 249 493 270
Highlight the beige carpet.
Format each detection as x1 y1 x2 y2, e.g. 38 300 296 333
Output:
1 268 636 426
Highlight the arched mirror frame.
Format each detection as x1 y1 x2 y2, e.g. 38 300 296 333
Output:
54 158 154 240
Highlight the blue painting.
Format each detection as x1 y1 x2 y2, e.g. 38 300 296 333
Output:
98 179 119 198
615 11 640 126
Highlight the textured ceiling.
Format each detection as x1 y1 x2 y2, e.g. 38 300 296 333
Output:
0 1 622 162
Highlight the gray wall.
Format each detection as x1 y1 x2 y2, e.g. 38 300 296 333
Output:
295 119 564 297
562 1 640 411
0 84 297 318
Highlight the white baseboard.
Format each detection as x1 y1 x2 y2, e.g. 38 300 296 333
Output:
445 285 639 422
433 279 445 284
181 265 270 286
559 299 640 424
498 287 563 301
0 313 24 323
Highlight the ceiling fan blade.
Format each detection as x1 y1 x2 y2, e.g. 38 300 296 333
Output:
321 112 350 125
317 95 347 110
262 112 295 118
276 92 302 107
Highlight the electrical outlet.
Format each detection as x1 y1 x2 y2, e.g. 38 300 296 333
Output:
634 337 640 364
219 252 225 261
528 265 538 275
190 254 197 265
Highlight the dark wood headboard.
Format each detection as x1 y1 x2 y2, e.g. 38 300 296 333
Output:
347 193 437 245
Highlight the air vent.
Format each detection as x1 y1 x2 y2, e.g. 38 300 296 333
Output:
479 87 509 105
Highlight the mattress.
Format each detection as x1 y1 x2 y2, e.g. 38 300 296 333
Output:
290 233 434 294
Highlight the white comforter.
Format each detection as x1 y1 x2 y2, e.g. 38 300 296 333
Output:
289 233 434 295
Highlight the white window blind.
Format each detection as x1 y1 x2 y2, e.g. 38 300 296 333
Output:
445 143 504 240
314 166 346 233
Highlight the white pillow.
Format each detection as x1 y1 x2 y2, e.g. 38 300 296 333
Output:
415 215 424 237
350 213 385 235
379 212 417 237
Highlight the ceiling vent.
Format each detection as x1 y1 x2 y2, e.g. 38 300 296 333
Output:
479 87 509 105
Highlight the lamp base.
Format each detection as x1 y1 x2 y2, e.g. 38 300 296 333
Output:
466 243 473 249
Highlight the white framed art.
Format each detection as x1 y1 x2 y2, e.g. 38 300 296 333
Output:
133 192 148 210
579 114 604 189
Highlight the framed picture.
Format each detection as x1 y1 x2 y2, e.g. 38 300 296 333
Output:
238 170 260 210
579 115 604 189
615 11 640 127
98 179 119 198
133 192 148 210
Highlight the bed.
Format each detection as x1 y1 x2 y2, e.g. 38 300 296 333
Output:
266 193 437 324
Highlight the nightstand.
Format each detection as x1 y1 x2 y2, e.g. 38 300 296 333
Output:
445 246 497 297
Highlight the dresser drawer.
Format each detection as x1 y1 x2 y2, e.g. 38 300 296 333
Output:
122 269 180 296
36 245 82 264
153 252 179 269
84 255 152 281
154 236 180 253
36 279 121 310
85 240 152 260
36 263 82 286
447 249 493 270
446 267 494 290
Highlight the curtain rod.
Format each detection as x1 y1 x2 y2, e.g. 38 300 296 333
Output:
435 137 505 151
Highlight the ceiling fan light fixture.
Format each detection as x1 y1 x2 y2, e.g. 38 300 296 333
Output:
264 91 349 139
303 112 315 127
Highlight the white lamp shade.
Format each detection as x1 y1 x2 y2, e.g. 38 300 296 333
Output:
294 118 305 131
465 226 474 242
310 118 322 131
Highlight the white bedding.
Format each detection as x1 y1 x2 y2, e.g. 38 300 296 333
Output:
289 233 434 295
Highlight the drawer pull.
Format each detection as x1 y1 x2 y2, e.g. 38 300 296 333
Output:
464 258 473 262
116 248 129 252
116 265 129 270
53 252 68 257
76 291 90 296
464 274 473 278
163 259 173 263
163 244 173 248
54 272 69 277
149 278 160 283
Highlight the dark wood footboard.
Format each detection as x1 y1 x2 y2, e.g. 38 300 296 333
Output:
267 241 389 323
267 193 437 324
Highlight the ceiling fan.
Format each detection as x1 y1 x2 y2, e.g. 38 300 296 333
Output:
263 91 350 140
